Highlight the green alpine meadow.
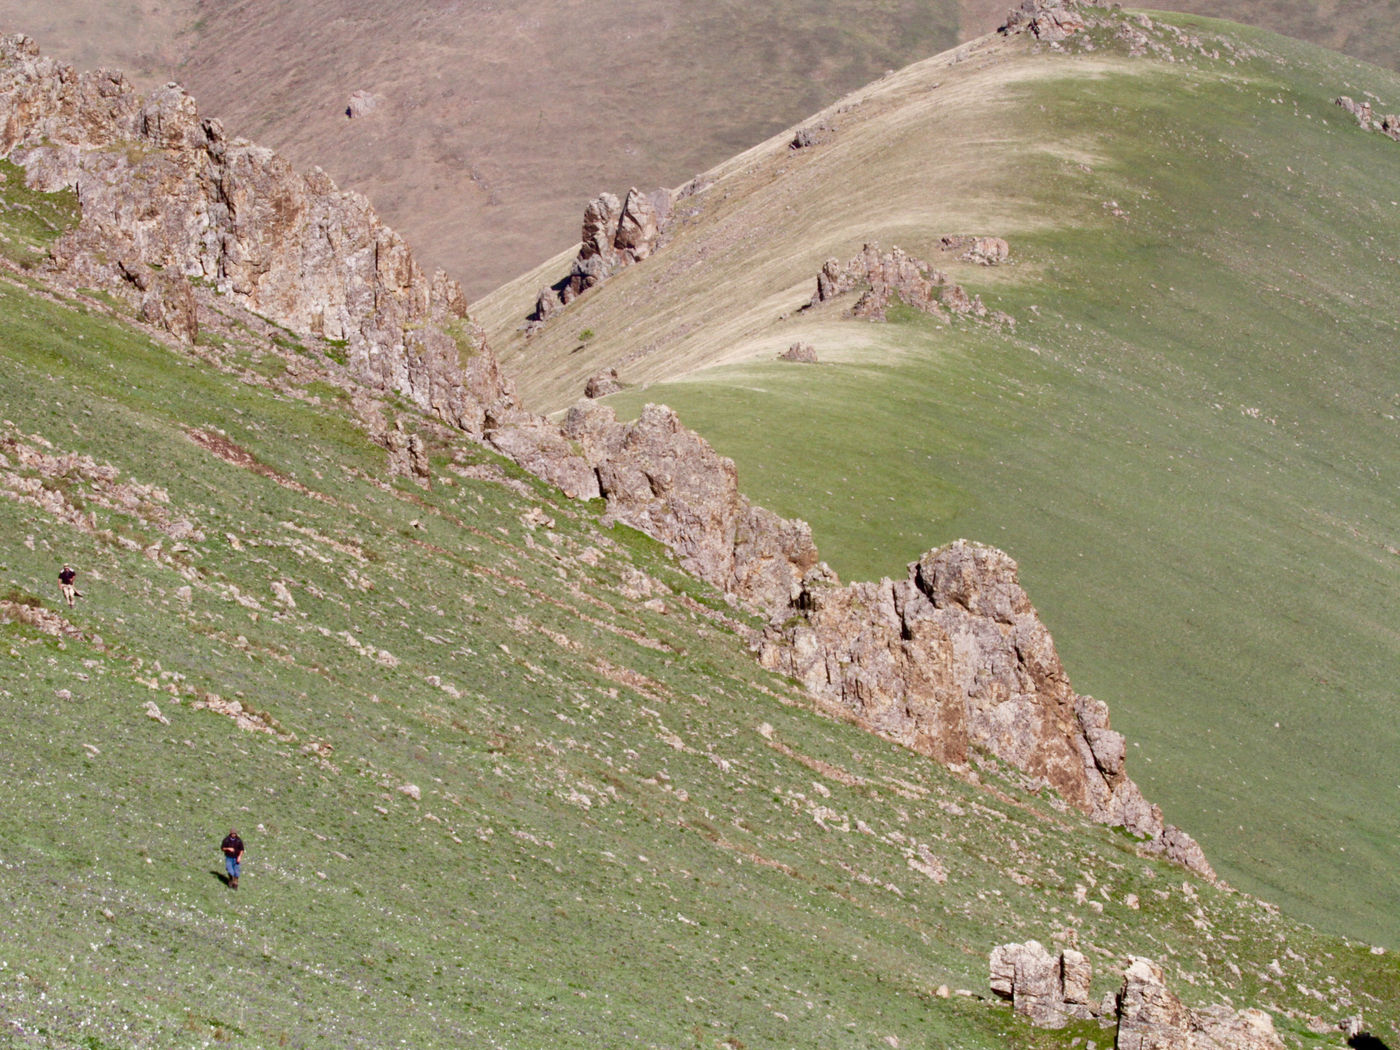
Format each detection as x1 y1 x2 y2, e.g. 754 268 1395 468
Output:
2 3 1399 1048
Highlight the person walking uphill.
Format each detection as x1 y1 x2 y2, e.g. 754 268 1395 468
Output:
221 829 244 890
58 564 81 608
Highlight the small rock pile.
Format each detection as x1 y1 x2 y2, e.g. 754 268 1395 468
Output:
811 243 987 321
778 342 817 363
584 368 624 398
790 120 832 149
939 234 1010 266
1335 96 1400 142
991 942 1287 1049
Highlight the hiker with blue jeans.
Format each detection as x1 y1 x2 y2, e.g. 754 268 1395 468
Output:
221 829 244 889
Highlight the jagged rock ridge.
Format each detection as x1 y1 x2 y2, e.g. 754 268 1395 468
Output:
0 34 512 437
0 29 1207 875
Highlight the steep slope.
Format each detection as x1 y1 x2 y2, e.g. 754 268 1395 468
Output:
0 29 1212 877
0 122 1397 1050
474 8 1400 950
3 0 1399 297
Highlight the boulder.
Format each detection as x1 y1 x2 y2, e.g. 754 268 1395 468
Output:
991 949 1285 1049
989 941 1100 1027
345 90 383 118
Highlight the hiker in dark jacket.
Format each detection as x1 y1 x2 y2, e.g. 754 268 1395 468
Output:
221 829 245 889
58 564 80 608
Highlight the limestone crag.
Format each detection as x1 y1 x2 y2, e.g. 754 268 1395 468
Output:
1335 96 1400 142
760 540 1213 877
990 944 1286 1049
0 33 514 436
531 186 671 327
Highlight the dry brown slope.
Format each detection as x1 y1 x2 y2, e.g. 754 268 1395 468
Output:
165 0 967 298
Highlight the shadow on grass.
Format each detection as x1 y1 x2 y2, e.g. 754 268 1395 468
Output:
1350 1034 1392 1050
211 869 232 887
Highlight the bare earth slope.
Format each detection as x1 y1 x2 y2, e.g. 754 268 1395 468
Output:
0 0 1397 295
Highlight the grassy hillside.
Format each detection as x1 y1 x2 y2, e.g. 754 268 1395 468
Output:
476 13 1400 951
1 156 1397 1047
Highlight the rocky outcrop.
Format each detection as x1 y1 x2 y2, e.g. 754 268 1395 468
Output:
939 234 1010 266
791 121 832 149
991 945 1286 1049
584 368 624 398
989 941 1093 1028
1117 958 1286 1050
526 185 675 332
1001 0 1087 41
778 342 818 363
561 402 820 618
529 186 672 329
760 540 1213 877
0 33 514 436
811 243 988 321
1335 96 1400 142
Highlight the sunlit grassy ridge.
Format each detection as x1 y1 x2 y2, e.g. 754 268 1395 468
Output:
2 182 1398 1045
477 13 1400 950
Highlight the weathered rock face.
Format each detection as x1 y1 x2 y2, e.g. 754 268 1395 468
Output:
561 402 819 618
761 540 1214 877
990 947 1286 1049
483 414 601 502
0 33 515 436
811 242 989 321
